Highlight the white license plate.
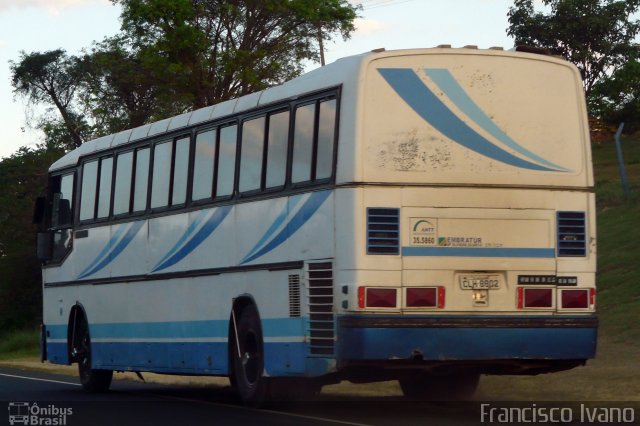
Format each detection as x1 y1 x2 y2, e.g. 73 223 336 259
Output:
459 275 501 290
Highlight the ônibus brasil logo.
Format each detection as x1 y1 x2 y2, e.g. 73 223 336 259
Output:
8 402 73 425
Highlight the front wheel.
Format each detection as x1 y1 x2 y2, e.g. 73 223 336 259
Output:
75 319 113 393
399 372 479 400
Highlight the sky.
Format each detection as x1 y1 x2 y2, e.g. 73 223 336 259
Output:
0 0 521 159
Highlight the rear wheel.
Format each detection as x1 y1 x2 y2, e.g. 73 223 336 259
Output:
399 372 479 400
231 304 268 404
74 318 113 393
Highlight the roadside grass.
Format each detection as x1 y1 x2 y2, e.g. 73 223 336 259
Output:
0 328 39 360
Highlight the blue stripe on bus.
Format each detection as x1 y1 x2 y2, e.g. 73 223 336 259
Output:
46 317 305 340
152 205 232 272
402 246 555 258
424 68 568 172
241 195 305 264
153 209 209 269
240 190 331 264
377 68 557 172
78 220 145 279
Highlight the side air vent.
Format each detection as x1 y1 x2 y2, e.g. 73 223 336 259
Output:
307 262 334 356
557 211 587 257
288 274 301 317
367 208 400 255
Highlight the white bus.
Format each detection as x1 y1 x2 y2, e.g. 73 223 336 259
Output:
36 47 597 403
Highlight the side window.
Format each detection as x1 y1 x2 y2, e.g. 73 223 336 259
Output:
316 99 337 180
172 136 190 205
292 103 315 183
80 160 98 221
216 124 237 197
132 148 150 212
192 129 216 201
96 157 113 219
51 173 74 228
265 111 289 188
239 116 265 193
113 151 133 215
151 141 172 208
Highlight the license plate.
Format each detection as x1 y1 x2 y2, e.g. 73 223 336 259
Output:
459 275 501 290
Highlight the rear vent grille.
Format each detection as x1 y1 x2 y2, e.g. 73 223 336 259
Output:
557 211 587 257
307 262 334 356
288 274 301 317
367 208 400 255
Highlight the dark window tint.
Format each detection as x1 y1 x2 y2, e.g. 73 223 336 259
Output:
151 141 172 208
239 117 265 192
133 148 150 212
80 160 98 221
113 151 133 215
265 111 289 188
52 173 74 228
292 103 315 183
96 157 113 219
192 129 216 201
216 125 237 197
316 99 336 180
172 137 190 205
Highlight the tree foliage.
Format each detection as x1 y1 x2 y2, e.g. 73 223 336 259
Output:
0 145 64 331
507 0 640 99
10 0 358 148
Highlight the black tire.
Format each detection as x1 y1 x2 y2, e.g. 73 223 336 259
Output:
399 372 479 400
75 318 113 393
231 304 268 404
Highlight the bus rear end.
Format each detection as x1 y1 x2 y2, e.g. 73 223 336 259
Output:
334 49 596 394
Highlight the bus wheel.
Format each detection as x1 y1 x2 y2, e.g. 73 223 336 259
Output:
75 318 113 393
399 372 479 400
231 304 268 404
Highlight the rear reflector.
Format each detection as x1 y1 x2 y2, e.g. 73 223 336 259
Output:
406 287 445 308
561 288 595 309
518 287 553 309
365 288 397 308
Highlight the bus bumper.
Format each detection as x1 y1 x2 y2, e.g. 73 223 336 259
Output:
336 315 597 363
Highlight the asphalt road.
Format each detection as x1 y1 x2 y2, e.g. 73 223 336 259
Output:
0 367 485 426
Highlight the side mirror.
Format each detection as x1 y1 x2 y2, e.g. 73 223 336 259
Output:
36 232 52 261
33 196 46 225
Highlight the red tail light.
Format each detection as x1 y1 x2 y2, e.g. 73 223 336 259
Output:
358 286 365 309
590 288 596 308
518 287 553 308
561 289 588 309
365 288 397 308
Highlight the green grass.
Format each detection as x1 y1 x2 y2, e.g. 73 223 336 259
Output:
0 328 40 360
591 133 640 344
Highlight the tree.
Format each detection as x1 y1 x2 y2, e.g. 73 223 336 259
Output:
591 55 640 132
507 0 640 99
112 0 359 108
10 0 359 149
0 145 64 331
10 50 90 150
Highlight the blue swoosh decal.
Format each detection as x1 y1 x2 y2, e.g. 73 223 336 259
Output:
424 68 567 172
78 220 145 279
241 191 331 264
154 210 209 268
378 68 557 172
78 223 128 278
240 195 305 264
152 206 231 272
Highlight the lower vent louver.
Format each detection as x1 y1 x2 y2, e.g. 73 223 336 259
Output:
367 208 400 255
557 211 587 257
307 262 334 356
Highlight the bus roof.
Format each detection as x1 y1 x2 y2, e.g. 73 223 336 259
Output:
49 47 572 172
